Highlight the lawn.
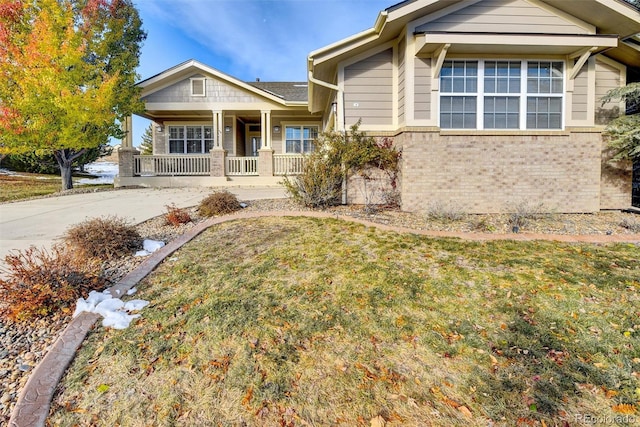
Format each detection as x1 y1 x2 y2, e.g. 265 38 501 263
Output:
0 172 111 202
0 173 63 202
49 217 640 426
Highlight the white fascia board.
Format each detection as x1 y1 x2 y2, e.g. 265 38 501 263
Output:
309 11 388 66
386 0 443 22
417 33 618 49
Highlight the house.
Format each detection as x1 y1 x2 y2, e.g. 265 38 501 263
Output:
117 0 640 213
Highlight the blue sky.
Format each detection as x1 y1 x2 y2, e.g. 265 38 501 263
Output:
129 0 392 145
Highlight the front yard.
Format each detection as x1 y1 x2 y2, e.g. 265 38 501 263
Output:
48 216 640 426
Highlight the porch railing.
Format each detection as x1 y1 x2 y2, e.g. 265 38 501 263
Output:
226 156 258 176
134 155 210 176
274 155 305 175
132 153 305 177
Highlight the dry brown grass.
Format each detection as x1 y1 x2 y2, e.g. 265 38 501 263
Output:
49 217 640 426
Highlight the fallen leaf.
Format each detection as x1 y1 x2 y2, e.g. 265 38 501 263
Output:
370 415 386 427
612 403 637 414
458 406 472 419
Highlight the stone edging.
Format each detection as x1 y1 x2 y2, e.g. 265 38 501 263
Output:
9 211 640 426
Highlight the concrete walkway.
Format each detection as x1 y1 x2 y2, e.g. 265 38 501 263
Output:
0 187 287 269
8 210 640 426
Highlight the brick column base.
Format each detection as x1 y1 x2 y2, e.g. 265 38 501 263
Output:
210 149 226 177
118 148 140 177
258 149 274 177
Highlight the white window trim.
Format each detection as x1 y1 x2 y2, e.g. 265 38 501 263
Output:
438 59 566 131
281 122 321 154
190 78 206 97
167 124 214 154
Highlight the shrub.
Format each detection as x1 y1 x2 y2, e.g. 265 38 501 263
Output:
62 216 142 260
198 190 242 217
283 123 401 209
505 201 550 231
282 155 343 208
425 200 466 221
619 216 640 232
165 204 191 226
0 246 109 321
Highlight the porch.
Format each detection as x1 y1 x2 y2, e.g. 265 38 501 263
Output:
115 148 305 188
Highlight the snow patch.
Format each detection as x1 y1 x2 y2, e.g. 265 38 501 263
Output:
74 290 148 329
134 239 165 257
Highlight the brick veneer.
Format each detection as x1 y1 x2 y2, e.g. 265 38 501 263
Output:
391 129 631 213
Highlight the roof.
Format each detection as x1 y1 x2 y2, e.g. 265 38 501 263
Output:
247 81 309 102
307 0 640 112
137 59 307 107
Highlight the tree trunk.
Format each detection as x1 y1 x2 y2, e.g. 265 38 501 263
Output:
53 148 87 191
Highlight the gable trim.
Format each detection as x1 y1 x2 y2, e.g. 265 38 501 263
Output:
139 60 292 107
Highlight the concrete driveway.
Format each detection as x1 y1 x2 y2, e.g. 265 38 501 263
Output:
0 187 287 268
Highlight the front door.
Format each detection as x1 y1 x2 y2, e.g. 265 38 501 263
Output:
246 124 261 156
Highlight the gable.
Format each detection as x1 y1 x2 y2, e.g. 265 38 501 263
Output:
415 0 592 35
143 74 266 104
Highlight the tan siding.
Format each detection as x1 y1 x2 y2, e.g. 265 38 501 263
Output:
143 74 264 104
571 63 589 121
417 0 590 35
595 59 623 125
344 49 393 127
414 58 431 121
398 37 406 125
223 117 234 153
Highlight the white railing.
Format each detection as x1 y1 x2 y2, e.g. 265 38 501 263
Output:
134 155 210 176
226 156 258 176
274 155 305 175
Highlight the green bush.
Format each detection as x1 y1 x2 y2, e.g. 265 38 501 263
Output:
282 154 343 208
283 123 401 209
62 216 142 260
0 246 109 321
198 190 242 217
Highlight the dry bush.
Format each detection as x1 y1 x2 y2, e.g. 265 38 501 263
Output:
62 216 142 260
425 200 466 221
619 216 640 232
0 246 109 321
165 204 191 226
197 190 242 217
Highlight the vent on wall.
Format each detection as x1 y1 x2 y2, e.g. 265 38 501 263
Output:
191 78 206 97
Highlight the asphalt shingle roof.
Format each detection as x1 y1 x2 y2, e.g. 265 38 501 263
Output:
246 81 308 103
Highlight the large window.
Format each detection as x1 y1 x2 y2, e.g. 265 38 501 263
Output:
440 60 564 130
168 125 213 153
285 125 318 154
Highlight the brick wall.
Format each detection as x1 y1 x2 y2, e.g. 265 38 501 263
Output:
389 129 631 213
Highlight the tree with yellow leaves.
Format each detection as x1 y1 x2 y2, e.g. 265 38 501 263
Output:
0 0 146 189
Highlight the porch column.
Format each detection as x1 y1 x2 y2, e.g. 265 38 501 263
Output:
260 110 272 149
118 115 139 177
210 110 226 177
212 110 224 149
121 115 134 148
259 110 274 176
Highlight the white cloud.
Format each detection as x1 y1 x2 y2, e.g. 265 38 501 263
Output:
137 0 391 81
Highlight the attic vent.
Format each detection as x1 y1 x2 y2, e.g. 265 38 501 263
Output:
191 78 206 97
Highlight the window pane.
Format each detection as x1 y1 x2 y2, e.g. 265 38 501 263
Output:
442 61 477 93
441 96 476 129
527 96 562 129
169 140 184 153
169 126 183 139
484 96 519 129
186 140 201 153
